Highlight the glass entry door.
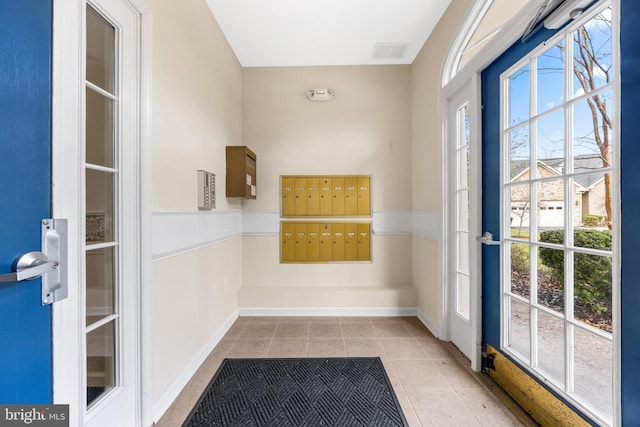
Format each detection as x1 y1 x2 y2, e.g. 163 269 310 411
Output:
481 2 617 425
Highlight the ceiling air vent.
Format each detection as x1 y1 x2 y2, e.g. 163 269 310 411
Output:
371 42 409 60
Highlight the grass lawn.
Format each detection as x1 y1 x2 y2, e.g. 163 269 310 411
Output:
511 227 530 239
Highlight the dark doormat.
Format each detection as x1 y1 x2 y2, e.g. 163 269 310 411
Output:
183 357 409 427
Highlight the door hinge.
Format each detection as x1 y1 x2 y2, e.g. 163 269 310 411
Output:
482 351 496 373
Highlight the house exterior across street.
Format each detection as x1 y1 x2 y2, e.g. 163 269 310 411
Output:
510 154 607 228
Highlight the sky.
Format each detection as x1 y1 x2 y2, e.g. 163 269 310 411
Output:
506 8 612 167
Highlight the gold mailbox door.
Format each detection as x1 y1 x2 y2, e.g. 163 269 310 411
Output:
332 223 345 261
357 176 371 216
294 177 308 216
357 223 371 261
332 177 345 216
281 177 295 217
307 178 320 216
344 177 358 216
344 222 358 261
320 177 333 216
294 223 308 261
307 223 320 261
281 223 295 262
319 223 333 261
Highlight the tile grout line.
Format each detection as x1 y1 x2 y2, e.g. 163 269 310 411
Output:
440 341 535 426
390 354 425 427
158 317 527 427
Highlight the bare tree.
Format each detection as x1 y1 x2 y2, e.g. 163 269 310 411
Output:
511 200 531 237
572 13 613 229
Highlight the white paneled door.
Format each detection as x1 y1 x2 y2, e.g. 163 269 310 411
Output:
446 80 481 369
53 0 143 425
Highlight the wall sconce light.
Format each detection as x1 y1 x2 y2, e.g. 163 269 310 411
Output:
306 88 335 102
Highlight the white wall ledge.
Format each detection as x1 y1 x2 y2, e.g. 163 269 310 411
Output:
152 209 441 260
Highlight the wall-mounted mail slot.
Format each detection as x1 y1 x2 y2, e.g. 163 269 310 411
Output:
281 175 371 217
280 221 371 263
226 146 257 199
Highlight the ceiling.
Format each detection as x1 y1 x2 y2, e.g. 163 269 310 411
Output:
204 0 453 67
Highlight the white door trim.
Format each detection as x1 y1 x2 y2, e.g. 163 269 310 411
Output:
52 3 84 426
440 74 483 371
137 4 153 426
51 0 152 425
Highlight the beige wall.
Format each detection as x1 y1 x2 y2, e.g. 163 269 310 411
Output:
151 239 241 402
240 66 413 300
242 65 412 212
147 0 243 407
411 0 470 326
412 237 440 321
151 0 242 212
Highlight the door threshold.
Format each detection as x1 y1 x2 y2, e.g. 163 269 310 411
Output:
441 341 539 426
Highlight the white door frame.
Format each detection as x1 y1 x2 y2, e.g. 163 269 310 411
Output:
440 73 483 370
51 0 152 425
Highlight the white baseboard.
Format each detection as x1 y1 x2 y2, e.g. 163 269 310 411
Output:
417 308 441 338
152 311 239 423
237 307 417 317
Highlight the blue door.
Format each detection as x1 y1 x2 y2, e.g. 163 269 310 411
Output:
618 0 640 423
0 0 53 403
482 0 640 424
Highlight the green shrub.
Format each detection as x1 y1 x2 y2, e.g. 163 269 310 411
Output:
582 214 605 226
539 229 612 313
511 244 529 275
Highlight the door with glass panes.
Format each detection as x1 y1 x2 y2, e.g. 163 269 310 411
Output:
481 2 617 426
447 80 481 369
54 0 142 425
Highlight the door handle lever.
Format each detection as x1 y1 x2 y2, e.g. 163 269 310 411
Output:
0 219 67 305
477 231 501 246
0 252 59 283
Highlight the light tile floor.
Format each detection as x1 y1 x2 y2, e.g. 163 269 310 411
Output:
155 316 533 427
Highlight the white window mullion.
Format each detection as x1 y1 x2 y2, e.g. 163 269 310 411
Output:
528 55 539 370
563 26 576 396
501 73 509 351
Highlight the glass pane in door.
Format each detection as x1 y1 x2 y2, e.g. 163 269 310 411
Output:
86 247 115 326
508 297 530 361
86 322 116 406
455 103 471 320
86 88 115 168
85 4 119 408
574 325 613 416
536 42 564 115
536 309 565 386
86 7 115 93
509 64 530 126
85 169 114 243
